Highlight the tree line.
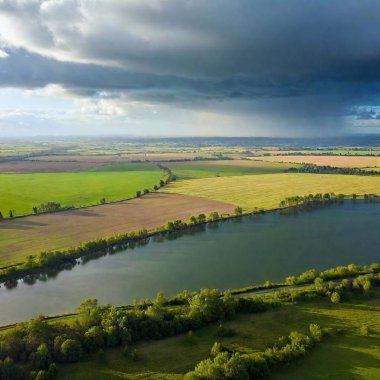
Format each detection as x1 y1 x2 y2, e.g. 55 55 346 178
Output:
279 192 380 210
184 323 324 379
0 289 276 380
287 164 380 176
0 208 243 285
0 259 379 379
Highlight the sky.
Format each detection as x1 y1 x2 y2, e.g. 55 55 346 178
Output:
1 0 380 137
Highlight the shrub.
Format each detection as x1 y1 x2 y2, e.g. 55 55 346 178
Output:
360 325 370 336
330 292 341 304
309 323 323 342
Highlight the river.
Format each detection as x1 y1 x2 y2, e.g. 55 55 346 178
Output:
1 201 379 325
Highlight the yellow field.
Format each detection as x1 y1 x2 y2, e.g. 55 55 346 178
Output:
253 155 380 168
164 173 380 210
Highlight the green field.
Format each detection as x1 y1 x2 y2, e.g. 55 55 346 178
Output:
162 160 297 179
0 164 164 216
58 294 380 380
89 163 160 172
165 173 380 210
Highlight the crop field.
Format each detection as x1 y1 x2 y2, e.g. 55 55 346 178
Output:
162 160 299 179
0 193 235 266
57 295 380 380
164 173 380 210
29 152 215 162
0 160 104 173
0 145 51 158
254 149 380 156
254 155 380 168
0 164 164 217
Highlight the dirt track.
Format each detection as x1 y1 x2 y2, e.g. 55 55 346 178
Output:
0 193 235 264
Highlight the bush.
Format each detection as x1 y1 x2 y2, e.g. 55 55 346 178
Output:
309 323 323 342
330 292 341 304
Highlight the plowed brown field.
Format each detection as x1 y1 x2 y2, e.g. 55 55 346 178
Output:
0 193 235 266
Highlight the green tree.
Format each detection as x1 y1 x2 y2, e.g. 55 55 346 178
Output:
208 212 219 222
36 370 50 380
234 206 243 216
314 277 324 291
77 298 98 328
35 343 50 370
154 291 167 308
136 190 141 197
363 279 372 296
61 339 83 362
197 213 206 223
84 326 105 351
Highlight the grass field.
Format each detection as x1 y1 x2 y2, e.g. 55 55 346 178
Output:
162 160 298 179
254 155 380 168
0 164 164 216
57 294 380 380
164 173 380 210
0 193 234 266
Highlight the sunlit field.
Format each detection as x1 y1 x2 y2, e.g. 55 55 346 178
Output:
165 173 380 210
0 164 164 217
254 155 380 168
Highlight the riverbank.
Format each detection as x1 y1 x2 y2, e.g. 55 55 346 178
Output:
1 194 377 286
1 259 379 330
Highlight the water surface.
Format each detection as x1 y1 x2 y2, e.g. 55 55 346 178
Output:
1 201 379 325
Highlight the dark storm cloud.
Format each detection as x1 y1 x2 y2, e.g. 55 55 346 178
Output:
2 0 380 134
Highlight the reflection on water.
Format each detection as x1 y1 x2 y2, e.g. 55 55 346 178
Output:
1 201 380 325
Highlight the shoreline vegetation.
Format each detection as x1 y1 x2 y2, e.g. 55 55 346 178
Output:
1 258 379 330
1 193 379 286
0 259 379 379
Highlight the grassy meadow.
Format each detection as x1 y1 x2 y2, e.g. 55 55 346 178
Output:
162 160 298 179
164 173 380 210
57 294 380 380
0 163 164 217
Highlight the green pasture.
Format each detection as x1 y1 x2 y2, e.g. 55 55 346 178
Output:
162 160 297 180
58 293 380 380
0 164 164 216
